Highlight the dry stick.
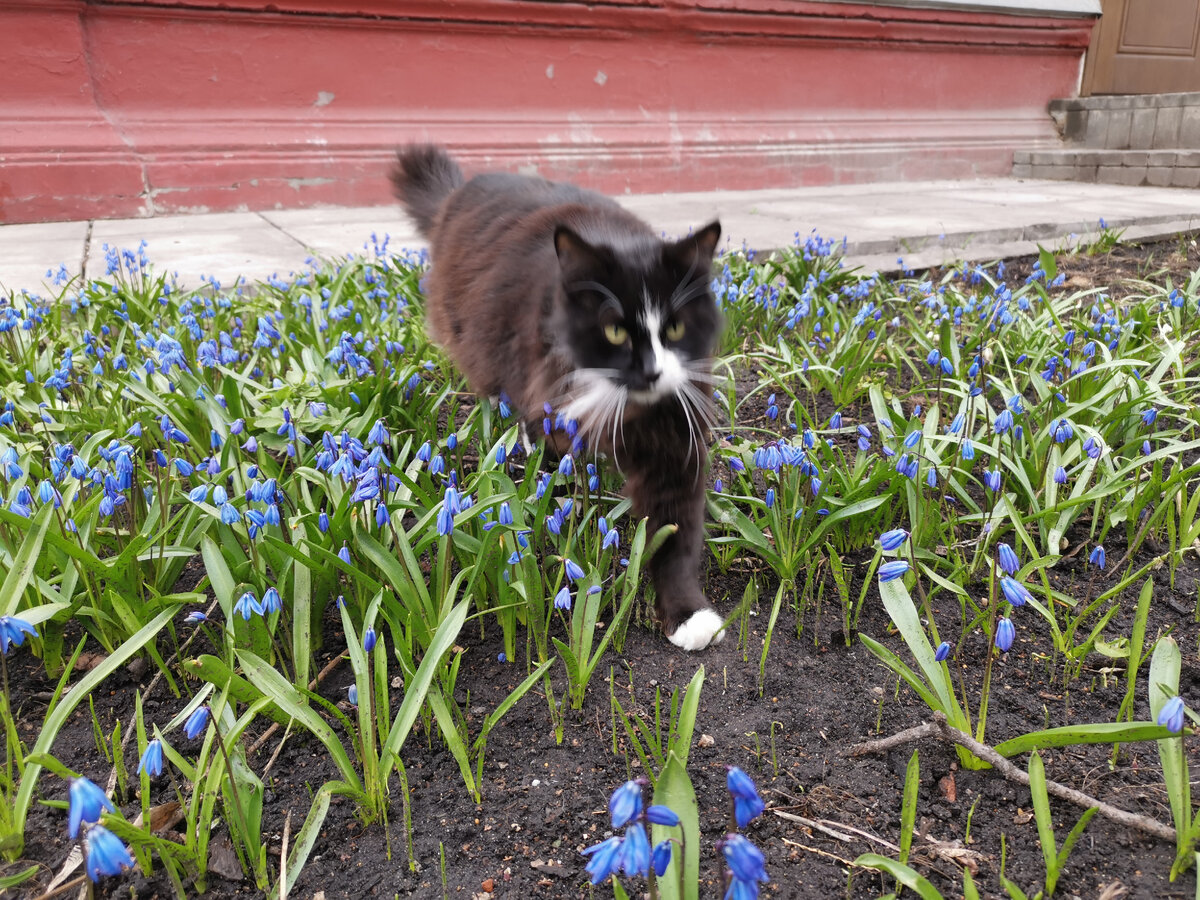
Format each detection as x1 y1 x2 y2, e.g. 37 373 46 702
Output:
249 653 345 755
846 712 1177 843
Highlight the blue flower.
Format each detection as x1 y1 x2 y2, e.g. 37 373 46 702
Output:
645 805 680 827
68 777 115 838
368 418 388 445
0 615 37 654
995 618 1015 653
554 587 571 610
615 822 649 877
994 409 1014 435
721 833 769 891
138 739 164 777
558 454 574 477
652 840 672 877
338 544 352 564
727 767 765 827
437 502 455 537
609 780 643 828
1053 465 1068 485
879 529 908 552
1052 419 1074 443
582 836 623 885
997 543 1020 576
234 591 263 620
1089 545 1106 569
183 705 211 739
829 411 842 429
765 488 775 509
878 560 909 582
999 577 1032 607
564 558 585 582
261 587 282 615
184 611 207 625
984 469 1001 493
960 439 974 461
84 824 134 881
934 641 951 662
1157 696 1186 734
498 502 513 526
1141 407 1158 427
348 684 359 706
363 627 377 652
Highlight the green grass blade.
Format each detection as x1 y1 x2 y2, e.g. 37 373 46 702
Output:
0 503 53 616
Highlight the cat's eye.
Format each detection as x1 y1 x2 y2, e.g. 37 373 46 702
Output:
603 323 628 345
665 319 686 341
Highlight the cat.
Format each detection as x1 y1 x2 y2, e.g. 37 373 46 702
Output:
391 144 724 650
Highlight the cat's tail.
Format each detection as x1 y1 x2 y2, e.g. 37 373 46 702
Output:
391 144 465 237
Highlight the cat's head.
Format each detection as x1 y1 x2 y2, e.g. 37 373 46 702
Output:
552 221 721 429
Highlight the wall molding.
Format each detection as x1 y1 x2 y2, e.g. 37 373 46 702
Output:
0 0 1094 222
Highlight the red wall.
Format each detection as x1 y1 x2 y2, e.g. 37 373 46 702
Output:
0 0 1094 223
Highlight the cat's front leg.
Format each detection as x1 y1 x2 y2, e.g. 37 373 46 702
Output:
627 458 724 651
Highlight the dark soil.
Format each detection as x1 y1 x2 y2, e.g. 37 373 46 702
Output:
7 234 1200 900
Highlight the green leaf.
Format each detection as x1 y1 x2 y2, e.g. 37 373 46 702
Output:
380 596 469 784
652 751 700 900
899 750 919 868
853 854 945 900
0 503 53 616
670 666 705 770
993 721 1178 758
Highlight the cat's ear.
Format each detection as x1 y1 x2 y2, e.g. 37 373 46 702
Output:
554 226 606 275
666 220 722 268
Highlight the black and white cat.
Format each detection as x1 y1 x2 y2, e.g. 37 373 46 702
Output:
392 145 724 650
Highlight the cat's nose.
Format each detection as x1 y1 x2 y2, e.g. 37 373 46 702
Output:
645 370 661 386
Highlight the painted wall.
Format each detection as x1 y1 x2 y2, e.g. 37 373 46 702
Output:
0 0 1095 222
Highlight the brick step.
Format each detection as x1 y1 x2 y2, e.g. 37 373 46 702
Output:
1049 93 1200 150
1013 148 1200 188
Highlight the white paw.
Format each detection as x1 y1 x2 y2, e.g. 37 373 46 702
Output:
668 608 726 651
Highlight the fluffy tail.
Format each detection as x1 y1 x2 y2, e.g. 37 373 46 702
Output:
391 144 464 236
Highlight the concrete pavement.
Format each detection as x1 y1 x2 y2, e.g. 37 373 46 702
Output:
2 178 1199 295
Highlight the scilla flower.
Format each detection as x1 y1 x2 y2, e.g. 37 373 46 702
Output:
84 824 134 881
727 766 765 827
934 641 951 662
554 586 571 610
138 739 164 777
721 833 769 895
0 615 37 654
1088 545 1106 569
183 705 211 740
68 777 115 838
996 543 1020 576
995 618 1015 653
878 560 909 582
879 529 908 552
1157 696 1186 734
999 577 1032 607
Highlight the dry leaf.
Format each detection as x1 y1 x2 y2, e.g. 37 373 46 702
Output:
938 773 956 802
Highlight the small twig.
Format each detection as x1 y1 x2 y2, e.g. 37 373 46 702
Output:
780 838 857 867
846 712 1177 843
249 653 345 755
845 721 940 757
279 810 292 900
772 809 891 849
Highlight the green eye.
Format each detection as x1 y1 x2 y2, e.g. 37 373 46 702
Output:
603 323 628 345
665 319 685 341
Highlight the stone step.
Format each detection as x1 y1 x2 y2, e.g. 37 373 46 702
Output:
1049 93 1200 150
1013 148 1200 188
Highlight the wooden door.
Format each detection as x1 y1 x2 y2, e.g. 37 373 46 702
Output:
1082 0 1200 94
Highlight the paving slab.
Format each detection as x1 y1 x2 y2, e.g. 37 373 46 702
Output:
0 221 90 296
2 178 1199 297
87 213 310 289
